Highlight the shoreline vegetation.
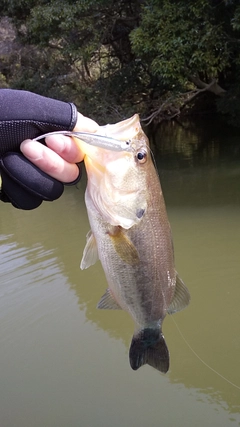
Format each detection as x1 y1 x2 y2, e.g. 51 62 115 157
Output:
1 1 240 127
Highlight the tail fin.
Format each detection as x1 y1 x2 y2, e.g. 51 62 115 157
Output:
129 328 169 373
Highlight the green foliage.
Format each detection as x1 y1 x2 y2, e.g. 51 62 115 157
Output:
130 0 236 88
2 0 143 121
232 5 240 31
1 0 240 123
0 72 8 88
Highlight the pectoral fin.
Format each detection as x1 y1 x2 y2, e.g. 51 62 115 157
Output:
108 226 140 265
80 230 99 270
167 272 190 314
97 289 122 310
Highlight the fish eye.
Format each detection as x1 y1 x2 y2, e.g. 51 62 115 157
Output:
136 149 147 164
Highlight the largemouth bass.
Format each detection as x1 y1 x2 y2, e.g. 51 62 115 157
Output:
78 114 190 373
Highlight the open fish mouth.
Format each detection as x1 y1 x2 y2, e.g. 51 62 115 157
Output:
34 131 132 152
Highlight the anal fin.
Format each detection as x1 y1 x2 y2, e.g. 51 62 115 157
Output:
167 272 190 314
97 289 122 310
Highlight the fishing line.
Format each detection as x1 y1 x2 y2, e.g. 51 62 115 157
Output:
148 146 160 177
170 314 240 391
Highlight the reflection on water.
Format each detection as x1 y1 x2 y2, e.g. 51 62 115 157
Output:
0 118 240 427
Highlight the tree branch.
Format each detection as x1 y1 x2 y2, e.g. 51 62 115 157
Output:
142 80 218 126
189 76 226 96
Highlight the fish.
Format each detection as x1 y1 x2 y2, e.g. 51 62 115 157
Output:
77 114 190 373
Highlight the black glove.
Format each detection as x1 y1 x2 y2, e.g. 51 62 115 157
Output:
0 153 65 209
0 89 79 209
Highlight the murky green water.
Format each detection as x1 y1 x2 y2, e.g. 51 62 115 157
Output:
1 118 240 427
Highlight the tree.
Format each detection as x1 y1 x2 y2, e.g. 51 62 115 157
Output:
1 0 240 124
1 0 144 122
130 0 240 123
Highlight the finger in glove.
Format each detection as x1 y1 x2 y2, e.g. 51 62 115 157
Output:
0 152 64 209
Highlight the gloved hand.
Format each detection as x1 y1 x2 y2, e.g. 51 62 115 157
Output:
0 89 98 209
0 151 66 209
